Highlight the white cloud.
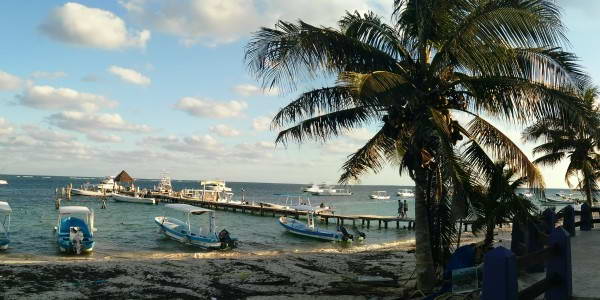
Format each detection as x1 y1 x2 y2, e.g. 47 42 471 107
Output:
232 84 279 97
0 118 14 136
31 71 67 80
323 140 362 154
47 111 152 134
174 97 247 119
252 116 271 131
0 125 94 160
39 2 150 50
140 134 223 154
85 132 123 143
108 65 151 86
209 124 240 137
17 85 117 112
121 0 391 46
0 71 22 90
343 128 374 142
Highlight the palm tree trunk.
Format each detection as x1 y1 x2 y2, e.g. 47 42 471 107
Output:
414 167 435 292
484 221 495 249
585 177 593 207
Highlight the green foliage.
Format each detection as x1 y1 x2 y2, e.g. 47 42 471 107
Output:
524 87 600 205
245 0 590 290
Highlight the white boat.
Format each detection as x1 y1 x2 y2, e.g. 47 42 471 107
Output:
278 212 364 242
0 202 11 250
264 194 332 213
370 191 390 200
54 206 96 254
397 189 415 197
111 193 156 204
518 192 534 198
313 186 352 196
98 176 118 192
201 180 232 193
153 173 173 194
0 180 7 185
303 183 326 193
155 204 236 249
71 176 118 197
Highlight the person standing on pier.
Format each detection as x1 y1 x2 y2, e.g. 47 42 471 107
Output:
403 199 408 217
398 199 404 218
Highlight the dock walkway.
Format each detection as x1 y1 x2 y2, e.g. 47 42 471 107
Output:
151 193 415 229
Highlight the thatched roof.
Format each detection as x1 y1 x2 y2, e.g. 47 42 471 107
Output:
115 170 134 183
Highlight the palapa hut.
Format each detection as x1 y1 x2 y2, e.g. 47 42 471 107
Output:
114 170 135 191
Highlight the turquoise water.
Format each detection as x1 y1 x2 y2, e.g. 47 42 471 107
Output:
0 175 420 260
0 175 579 261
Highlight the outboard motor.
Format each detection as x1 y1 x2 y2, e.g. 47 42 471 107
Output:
70 227 83 254
339 226 353 242
352 227 366 241
218 229 235 249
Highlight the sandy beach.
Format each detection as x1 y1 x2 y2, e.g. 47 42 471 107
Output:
0 240 420 300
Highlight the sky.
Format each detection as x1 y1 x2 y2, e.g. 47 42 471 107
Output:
0 0 595 187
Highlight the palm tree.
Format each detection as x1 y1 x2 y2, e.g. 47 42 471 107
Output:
524 88 600 206
469 161 537 250
245 0 588 291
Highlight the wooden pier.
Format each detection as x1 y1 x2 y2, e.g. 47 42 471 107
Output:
151 193 415 229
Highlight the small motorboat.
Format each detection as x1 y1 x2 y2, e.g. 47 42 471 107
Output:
155 204 236 250
397 189 415 197
0 202 11 250
313 186 352 196
111 193 156 204
0 180 7 185
303 183 326 193
263 194 333 213
71 183 106 197
370 191 390 200
54 206 96 254
278 213 364 242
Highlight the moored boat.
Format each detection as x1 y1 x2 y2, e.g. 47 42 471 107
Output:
313 186 352 196
303 183 326 193
111 193 156 204
155 204 236 249
370 191 390 200
278 213 363 242
54 206 96 254
0 201 11 250
263 194 333 213
397 189 415 197
0 180 7 185
153 173 173 194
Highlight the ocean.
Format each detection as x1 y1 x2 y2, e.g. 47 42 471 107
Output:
0 175 577 261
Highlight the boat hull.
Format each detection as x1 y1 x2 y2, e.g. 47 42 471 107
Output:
370 195 390 200
154 217 225 249
71 189 105 197
112 193 156 204
56 217 94 254
278 217 345 241
0 238 8 250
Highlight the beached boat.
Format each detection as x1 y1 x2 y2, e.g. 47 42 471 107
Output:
0 180 7 185
111 193 156 204
155 204 236 249
54 206 96 254
0 202 11 250
397 189 415 197
278 213 363 242
370 191 390 200
313 186 352 196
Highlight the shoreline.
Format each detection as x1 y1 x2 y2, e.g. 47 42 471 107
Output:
1 241 418 299
0 232 501 299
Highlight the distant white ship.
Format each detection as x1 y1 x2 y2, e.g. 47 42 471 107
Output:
397 189 414 197
0 180 6 185
302 183 327 193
